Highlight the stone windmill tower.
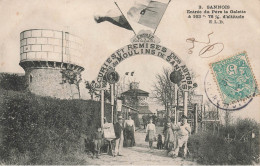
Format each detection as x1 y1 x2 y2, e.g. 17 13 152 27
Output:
19 29 84 99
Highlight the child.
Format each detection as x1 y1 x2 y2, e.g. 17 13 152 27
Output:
85 136 95 158
94 127 103 158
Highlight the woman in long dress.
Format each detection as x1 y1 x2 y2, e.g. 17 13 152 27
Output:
164 122 174 151
124 115 135 147
163 118 179 152
146 118 156 149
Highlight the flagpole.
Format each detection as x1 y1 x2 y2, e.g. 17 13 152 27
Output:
153 0 172 35
114 2 136 35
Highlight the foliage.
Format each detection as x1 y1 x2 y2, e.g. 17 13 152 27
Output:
85 80 112 102
0 89 112 164
60 70 82 98
152 68 174 111
152 68 196 117
0 73 27 91
85 80 98 100
188 118 260 165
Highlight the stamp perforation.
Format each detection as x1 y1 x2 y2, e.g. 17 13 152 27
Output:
209 51 259 105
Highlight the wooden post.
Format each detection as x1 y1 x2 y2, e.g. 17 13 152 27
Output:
213 123 216 135
216 103 219 120
174 84 178 124
110 84 114 123
183 91 188 117
215 103 219 135
201 104 203 131
203 105 206 131
176 89 179 122
195 104 198 133
101 89 104 128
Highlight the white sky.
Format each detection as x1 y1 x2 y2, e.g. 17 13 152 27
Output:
0 0 259 122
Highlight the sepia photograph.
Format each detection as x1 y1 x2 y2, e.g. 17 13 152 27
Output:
0 0 259 165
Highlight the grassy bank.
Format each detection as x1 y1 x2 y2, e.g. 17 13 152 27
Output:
0 88 112 164
188 119 260 165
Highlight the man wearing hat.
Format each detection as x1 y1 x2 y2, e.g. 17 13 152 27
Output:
114 115 124 156
172 115 191 158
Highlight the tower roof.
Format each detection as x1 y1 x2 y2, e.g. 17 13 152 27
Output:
121 88 149 96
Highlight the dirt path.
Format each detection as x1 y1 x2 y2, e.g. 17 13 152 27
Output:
83 127 197 165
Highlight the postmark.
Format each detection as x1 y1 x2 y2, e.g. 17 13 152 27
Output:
210 52 259 104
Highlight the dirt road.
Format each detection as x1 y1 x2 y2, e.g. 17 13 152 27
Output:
83 127 197 165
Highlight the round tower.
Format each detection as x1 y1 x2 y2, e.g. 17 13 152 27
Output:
19 29 84 99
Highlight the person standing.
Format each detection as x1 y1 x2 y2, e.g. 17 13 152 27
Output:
114 116 124 156
171 119 179 151
164 122 174 151
146 118 156 149
124 115 135 147
93 127 103 158
172 115 191 158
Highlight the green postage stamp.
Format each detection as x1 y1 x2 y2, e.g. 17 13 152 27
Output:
210 52 259 104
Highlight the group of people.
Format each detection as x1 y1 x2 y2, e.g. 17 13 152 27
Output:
112 115 136 156
91 114 191 159
164 115 191 158
89 115 135 158
144 115 191 158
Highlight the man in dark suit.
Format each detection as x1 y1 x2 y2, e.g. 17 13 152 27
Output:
114 115 124 156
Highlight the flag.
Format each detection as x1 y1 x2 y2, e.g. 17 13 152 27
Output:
131 72 134 76
94 9 133 30
125 72 129 75
127 0 168 29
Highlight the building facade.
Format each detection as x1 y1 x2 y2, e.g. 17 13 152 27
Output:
121 82 153 118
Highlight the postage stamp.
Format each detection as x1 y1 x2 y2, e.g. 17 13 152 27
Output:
204 70 254 111
210 52 259 104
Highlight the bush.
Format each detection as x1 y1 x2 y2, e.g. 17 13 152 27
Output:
188 132 230 164
0 90 112 164
0 73 27 91
188 119 260 165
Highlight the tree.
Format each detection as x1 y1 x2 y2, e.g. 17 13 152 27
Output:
152 67 197 120
85 80 111 101
152 68 175 118
85 80 98 100
60 70 82 99
0 73 27 91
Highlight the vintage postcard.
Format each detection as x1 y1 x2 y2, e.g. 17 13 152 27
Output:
0 0 259 165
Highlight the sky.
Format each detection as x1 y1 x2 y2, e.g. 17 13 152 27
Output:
0 0 259 122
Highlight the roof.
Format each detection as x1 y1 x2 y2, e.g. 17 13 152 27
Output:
121 89 149 96
121 104 139 113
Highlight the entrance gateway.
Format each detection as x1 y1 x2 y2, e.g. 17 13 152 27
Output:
95 30 197 127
